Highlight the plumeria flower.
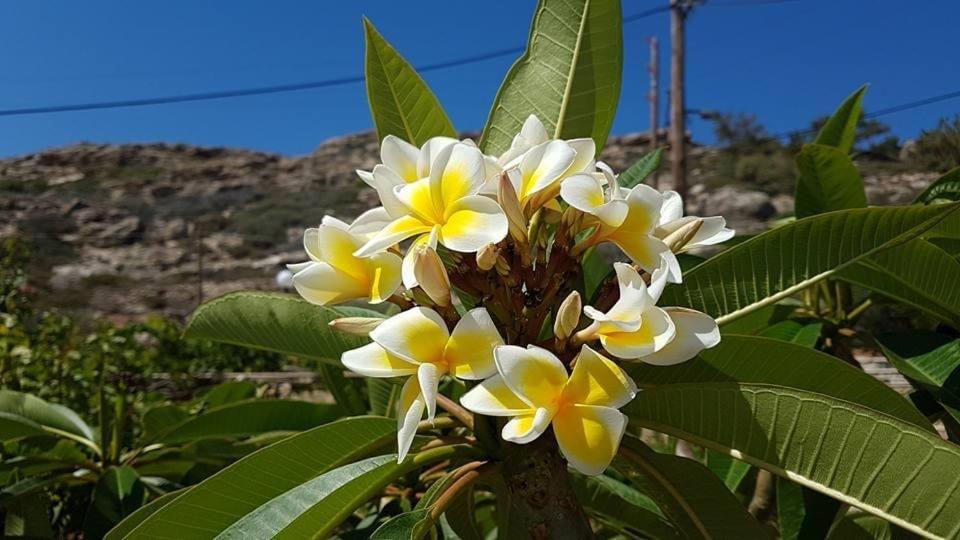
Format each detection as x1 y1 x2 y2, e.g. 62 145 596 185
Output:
342 307 504 461
561 169 680 282
655 190 734 251
498 115 596 213
582 262 720 363
460 344 636 476
288 216 402 306
358 135 459 219
355 142 509 261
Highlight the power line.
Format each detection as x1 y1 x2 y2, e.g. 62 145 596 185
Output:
0 7 677 119
768 88 960 140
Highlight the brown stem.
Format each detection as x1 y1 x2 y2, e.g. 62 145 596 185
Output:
429 461 492 521
499 434 594 539
437 394 475 431
748 469 777 524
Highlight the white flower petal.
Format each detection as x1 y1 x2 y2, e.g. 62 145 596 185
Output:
355 215 432 257
599 306 677 360
554 404 627 476
429 142 486 211
370 307 449 365
494 345 568 410
357 169 376 187
291 262 366 306
460 374 533 416
396 376 425 463
418 362 442 422
348 207 393 235
342 342 418 378
417 136 459 178
563 345 638 409
560 174 606 214
658 190 684 224
566 138 597 175
381 135 421 182
373 165 416 219
445 308 504 380
439 195 508 253
518 140 576 201
501 407 553 444
639 308 720 366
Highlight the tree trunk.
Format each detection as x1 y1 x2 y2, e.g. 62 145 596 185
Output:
499 435 595 539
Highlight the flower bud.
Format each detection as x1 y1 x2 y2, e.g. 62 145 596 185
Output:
554 291 582 342
476 243 500 271
414 246 452 307
498 172 528 244
662 218 703 253
329 317 384 336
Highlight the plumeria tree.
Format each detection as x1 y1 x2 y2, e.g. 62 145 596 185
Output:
110 1 960 539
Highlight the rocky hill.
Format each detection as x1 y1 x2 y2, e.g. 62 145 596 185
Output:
0 132 937 321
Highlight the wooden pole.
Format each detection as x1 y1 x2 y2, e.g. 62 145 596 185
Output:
670 0 688 198
195 223 204 306
648 36 660 188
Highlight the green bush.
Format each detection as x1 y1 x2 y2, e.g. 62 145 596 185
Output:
908 115 960 172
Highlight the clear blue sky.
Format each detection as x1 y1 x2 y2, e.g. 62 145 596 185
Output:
0 0 957 158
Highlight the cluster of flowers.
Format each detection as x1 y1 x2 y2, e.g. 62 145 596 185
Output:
290 116 732 475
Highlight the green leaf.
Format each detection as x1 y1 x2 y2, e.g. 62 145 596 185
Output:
794 143 867 219
706 450 751 492
0 390 97 452
814 85 867 153
84 466 147 539
155 399 343 444
442 485 485 540
253 445 476 539
614 436 769 539
626 335 932 430
3 492 53 538
105 489 185 540
776 477 841 540
828 513 920 540
757 320 823 347
368 378 402 417
123 416 396 538
203 381 258 408
916 166 960 204
658 203 960 325
319 364 367 416
836 239 960 327
479 0 622 155
363 18 456 146
184 292 382 366
371 508 432 539
624 379 960 538
142 405 190 440
570 473 678 539
617 149 662 190
877 332 960 421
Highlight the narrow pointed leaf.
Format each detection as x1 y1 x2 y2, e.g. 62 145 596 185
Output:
877 332 960 421
795 143 866 218
916 166 960 204
624 381 960 538
836 239 960 327
614 437 769 539
658 204 960 324
363 18 455 145
155 399 343 444
570 473 678 539
184 292 382 366
480 0 622 155
618 149 662 189
273 445 479 539
0 390 96 447
626 335 932 430
815 85 867 153
122 417 396 538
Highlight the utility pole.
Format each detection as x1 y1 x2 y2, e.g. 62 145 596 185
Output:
670 0 690 199
648 36 660 188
